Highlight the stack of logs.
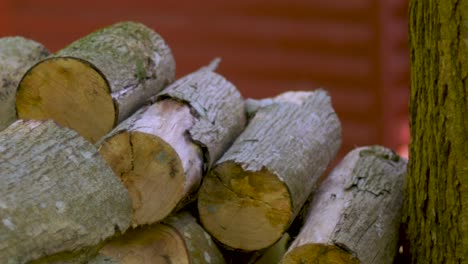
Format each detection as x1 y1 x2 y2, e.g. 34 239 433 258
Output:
0 22 407 264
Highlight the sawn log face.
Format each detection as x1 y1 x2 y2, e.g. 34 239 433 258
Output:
198 90 342 251
16 21 175 143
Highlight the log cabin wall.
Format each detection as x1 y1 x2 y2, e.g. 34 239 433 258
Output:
0 0 409 159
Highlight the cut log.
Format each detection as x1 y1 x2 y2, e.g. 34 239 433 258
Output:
98 212 226 264
16 21 175 143
281 146 407 264
198 90 342 251
0 37 49 131
98 60 245 226
0 120 132 263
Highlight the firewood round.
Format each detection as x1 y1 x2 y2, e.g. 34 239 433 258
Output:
98 60 245 226
199 162 292 251
99 224 189 264
281 244 360 264
99 128 187 226
16 21 175 143
16 58 114 143
198 90 341 252
98 212 225 264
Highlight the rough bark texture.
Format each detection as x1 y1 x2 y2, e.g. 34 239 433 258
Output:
98 61 245 226
0 120 132 264
155 59 246 168
0 37 49 131
245 91 314 117
198 90 341 251
98 212 225 264
282 146 407 264
405 0 468 263
16 21 175 143
98 100 202 226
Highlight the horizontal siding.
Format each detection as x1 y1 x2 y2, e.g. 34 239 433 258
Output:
380 0 409 152
1 0 410 159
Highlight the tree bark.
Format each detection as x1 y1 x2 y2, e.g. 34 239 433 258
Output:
97 212 226 264
405 0 468 263
16 21 175 143
98 61 245 226
281 146 407 264
0 120 132 264
155 58 246 168
0 37 49 131
198 90 341 251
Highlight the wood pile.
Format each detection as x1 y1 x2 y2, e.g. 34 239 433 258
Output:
0 21 407 264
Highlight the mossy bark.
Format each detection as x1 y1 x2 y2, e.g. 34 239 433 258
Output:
0 120 132 263
0 37 49 131
16 21 175 143
405 0 468 263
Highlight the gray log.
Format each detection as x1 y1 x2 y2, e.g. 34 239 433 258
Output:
0 120 132 264
98 60 245 226
155 58 246 168
98 212 225 264
16 21 175 143
198 90 342 251
281 146 407 264
0 37 49 131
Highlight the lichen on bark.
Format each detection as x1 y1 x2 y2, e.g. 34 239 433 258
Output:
405 0 468 263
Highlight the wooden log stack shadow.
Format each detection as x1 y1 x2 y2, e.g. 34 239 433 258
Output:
0 21 408 263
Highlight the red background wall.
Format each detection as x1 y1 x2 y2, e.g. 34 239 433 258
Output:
0 0 410 159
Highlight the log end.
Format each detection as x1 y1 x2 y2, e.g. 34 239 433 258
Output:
99 131 186 226
198 162 292 251
16 57 116 143
99 225 190 264
280 244 360 264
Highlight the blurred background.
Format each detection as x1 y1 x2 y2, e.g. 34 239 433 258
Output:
0 0 410 160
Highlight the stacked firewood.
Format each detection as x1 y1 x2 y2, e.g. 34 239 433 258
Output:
0 22 407 264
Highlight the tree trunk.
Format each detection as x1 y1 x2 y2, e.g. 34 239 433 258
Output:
0 120 132 264
405 0 468 263
16 21 175 143
198 90 341 251
0 37 49 131
281 146 407 264
98 61 245 226
97 212 226 264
